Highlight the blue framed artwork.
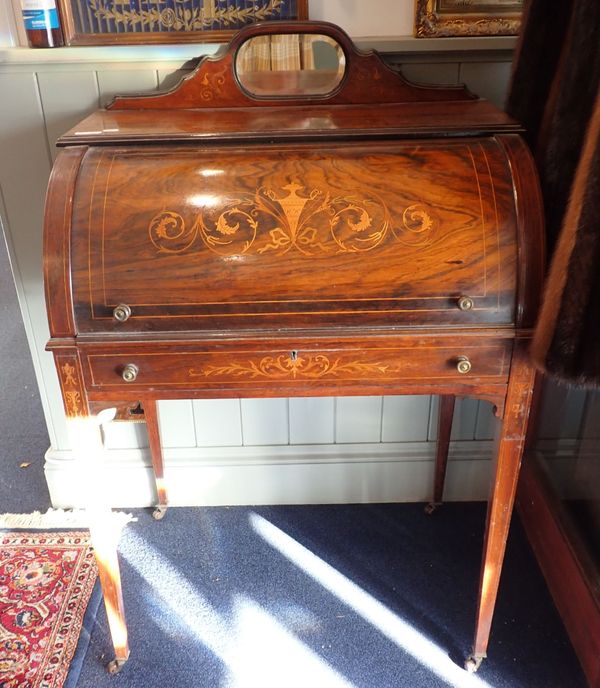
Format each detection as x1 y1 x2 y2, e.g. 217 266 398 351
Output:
58 0 308 45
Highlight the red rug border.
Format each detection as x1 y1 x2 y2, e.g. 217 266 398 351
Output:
0 530 98 688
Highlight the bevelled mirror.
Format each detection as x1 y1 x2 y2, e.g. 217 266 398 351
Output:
235 33 346 97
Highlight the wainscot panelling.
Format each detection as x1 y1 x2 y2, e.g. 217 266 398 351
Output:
36 71 100 158
335 396 383 444
241 398 290 446
0 47 590 508
193 398 243 447
0 71 63 449
474 401 497 441
459 61 513 110
103 421 149 451
452 398 481 439
158 67 195 91
44 440 496 508
96 68 159 106
537 380 588 440
381 395 431 443
289 397 335 445
427 396 480 442
399 62 460 86
157 400 197 448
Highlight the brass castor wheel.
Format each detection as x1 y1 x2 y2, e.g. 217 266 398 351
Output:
424 502 441 515
107 658 128 674
464 655 484 673
152 506 167 520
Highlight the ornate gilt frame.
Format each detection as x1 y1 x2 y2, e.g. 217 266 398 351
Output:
58 0 308 46
414 0 522 38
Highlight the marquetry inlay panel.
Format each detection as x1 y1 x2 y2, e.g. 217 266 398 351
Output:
83 340 511 390
70 138 517 332
55 354 88 417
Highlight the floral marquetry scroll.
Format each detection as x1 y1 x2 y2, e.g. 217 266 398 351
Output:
189 354 396 381
56 355 88 417
148 183 436 257
58 0 308 46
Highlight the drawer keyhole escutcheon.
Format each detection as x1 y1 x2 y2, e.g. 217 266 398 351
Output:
113 304 132 322
290 350 298 361
456 356 472 374
122 363 139 382
457 296 474 311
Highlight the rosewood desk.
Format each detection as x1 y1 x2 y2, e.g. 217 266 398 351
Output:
43 20 544 674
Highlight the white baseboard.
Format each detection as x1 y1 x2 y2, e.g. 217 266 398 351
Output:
44 439 581 509
45 440 497 508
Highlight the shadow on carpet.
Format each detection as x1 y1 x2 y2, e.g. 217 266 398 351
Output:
77 503 585 688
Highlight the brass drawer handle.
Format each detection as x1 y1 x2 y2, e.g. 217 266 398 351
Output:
121 364 139 382
113 304 132 322
457 296 474 311
456 356 472 374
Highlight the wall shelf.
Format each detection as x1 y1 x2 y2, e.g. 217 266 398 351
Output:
0 35 516 66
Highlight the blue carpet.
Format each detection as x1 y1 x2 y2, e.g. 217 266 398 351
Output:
75 504 585 688
65 580 103 688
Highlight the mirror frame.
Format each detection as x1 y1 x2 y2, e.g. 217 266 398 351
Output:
234 33 348 101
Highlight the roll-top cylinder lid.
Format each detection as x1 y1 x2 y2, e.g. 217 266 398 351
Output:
65 137 519 334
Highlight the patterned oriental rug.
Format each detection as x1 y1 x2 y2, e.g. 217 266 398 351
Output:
0 531 98 688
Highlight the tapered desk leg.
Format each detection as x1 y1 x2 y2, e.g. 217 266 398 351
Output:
85 416 130 673
426 395 456 514
55 353 130 672
143 400 169 520
465 344 536 672
77 415 130 673
91 518 130 674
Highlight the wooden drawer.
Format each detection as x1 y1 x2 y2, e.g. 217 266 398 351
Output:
70 138 518 334
82 338 512 395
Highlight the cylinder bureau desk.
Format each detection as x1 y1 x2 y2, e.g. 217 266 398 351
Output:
43 20 544 674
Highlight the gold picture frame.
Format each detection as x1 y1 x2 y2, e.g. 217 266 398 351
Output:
414 0 523 38
58 0 308 46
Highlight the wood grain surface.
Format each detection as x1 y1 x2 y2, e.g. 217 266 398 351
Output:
81 336 512 394
69 138 517 333
58 102 521 147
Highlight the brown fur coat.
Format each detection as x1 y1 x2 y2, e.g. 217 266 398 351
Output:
507 0 600 386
